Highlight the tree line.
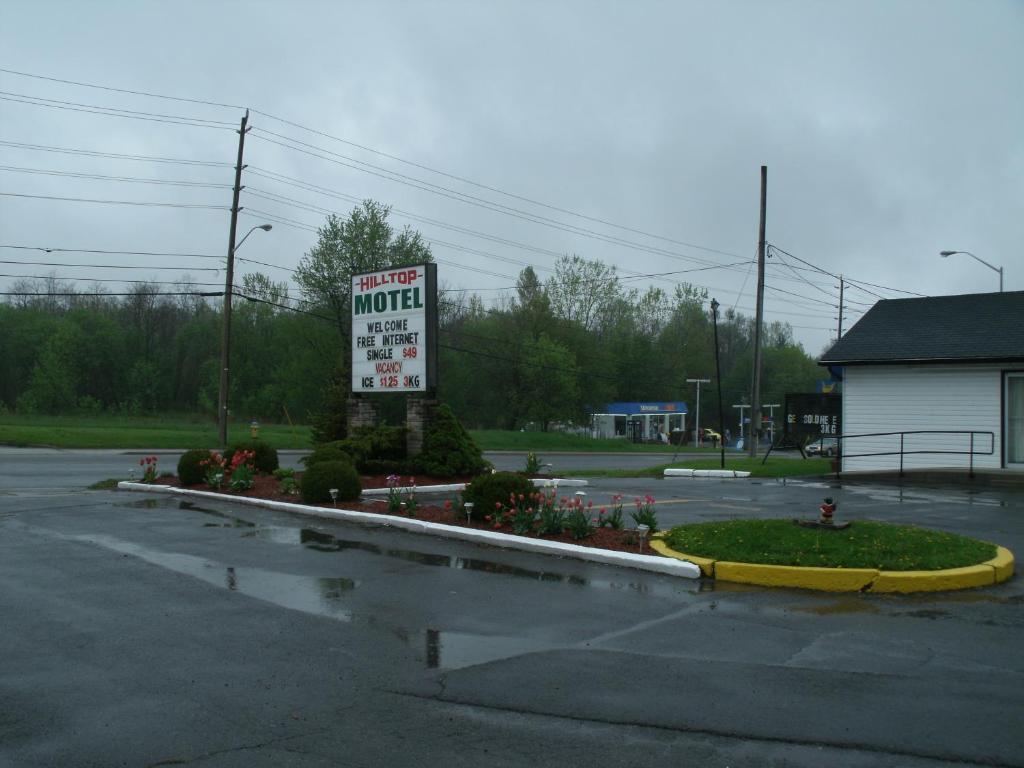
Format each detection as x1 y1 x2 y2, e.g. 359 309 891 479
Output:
0 201 825 434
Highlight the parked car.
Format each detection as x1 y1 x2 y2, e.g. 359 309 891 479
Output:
805 437 840 457
702 428 722 445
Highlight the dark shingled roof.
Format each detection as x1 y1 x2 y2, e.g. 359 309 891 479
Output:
819 290 1024 365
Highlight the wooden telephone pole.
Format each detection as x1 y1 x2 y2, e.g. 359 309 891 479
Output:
748 165 767 458
217 110 250 448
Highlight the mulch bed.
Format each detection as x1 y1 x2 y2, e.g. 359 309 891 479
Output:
152 474 655 555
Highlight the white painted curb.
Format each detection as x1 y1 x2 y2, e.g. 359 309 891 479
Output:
361 477 587 495
532 478 588 488
362 483 466 496
663 468 751 478
116 482 698 579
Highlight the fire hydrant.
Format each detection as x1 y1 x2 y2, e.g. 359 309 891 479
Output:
819 497 836 525
250 419 259 439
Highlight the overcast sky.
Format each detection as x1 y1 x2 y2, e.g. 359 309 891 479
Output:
1 0 1021 357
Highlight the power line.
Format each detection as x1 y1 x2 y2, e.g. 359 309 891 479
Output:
0 191 228 209
766 243 918 301
0 90 235 130
248 130 748 272
1 290 223 297
0 66 245 111
0 273 223 286
0 164 231 188
0 259 219 272
0 66 751 265
250 109 747 262
0 138 230 167
245 170 589 267
0 244 224 259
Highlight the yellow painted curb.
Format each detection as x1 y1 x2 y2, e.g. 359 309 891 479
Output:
649 539 715 576
652 539 1016 594
716 561 877 592
870 564 994 594
988 546 1015 584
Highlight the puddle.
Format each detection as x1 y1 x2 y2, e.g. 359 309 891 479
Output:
423 628 554 670
288 527 690 597
119 498 164 509
789 598 881 616
67 533 357 621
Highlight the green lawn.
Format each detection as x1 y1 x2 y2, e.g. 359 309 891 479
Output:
663 519 997 571
469 430 720 453
570 456 832 479
0 414 312 449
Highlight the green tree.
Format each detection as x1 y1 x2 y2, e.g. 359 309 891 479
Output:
295 201 433 432
520 334 579 431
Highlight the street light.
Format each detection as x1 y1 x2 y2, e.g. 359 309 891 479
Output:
710 299 726 470
686 378 711 446
940 250 1003 292
218 223 273 447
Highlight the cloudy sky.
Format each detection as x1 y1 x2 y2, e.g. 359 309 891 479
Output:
1 0 1020 356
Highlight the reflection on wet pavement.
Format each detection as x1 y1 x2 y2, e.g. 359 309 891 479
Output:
66 533 357 621
424 627 555 670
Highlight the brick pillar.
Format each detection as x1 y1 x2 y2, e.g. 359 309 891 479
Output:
346 397 378 433
406 395 439 456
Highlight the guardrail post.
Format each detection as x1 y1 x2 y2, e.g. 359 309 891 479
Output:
899 433 904 477
969 432 975 479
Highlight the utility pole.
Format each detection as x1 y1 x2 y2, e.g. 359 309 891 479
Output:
837 275 845 339
217 110 250 448
749 165 767 458
686 378 711 446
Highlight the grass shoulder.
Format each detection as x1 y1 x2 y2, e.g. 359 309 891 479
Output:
0 413 311 449
663 518 997 571
570 456 831 479
469 430 720 453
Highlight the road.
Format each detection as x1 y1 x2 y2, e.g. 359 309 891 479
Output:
1 449 1022 767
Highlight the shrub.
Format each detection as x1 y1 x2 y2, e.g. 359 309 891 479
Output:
224 440 279 474
321 426 407 473
417 404 490 477
300 460 361 505
303 443 355 469
309 369 349 445
462 472 535 522
178 448 213 486
564 507 595 540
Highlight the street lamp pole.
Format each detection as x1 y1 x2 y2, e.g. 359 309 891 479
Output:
710 299 725 469
217 221 271 448
686 378 711 446
940 250 1003 292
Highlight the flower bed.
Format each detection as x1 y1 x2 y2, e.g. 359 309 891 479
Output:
150 475 659 556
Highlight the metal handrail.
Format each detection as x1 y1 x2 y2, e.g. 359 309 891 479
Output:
827 430 995 478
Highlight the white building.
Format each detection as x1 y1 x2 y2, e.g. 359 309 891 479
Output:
819 291 1024 473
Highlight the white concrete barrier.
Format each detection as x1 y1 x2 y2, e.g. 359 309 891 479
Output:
115 481 695 578
664 469 751 479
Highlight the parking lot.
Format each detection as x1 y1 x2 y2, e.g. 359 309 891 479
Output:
1 450 1021 767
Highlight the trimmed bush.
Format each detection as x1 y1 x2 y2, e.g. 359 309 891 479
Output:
177 448 214 486
224 440 279 474
461 471 535 522
309 368 349 445
417 403 490 477
324 426 407 473
303 443 355 469
300 460 362 505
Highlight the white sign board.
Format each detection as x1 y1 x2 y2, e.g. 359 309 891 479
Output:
350 264 436 393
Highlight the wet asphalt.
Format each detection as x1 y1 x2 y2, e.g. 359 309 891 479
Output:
1 449 1022 767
